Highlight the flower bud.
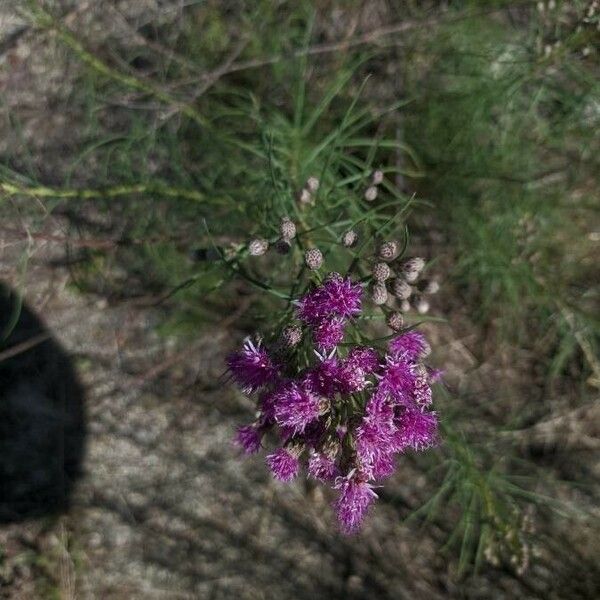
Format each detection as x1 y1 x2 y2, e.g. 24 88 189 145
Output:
414 294 430 314
400 299 411 312
342 230 358 248
392 278 412 300
372 170 384 185
324 271 343 283
274 239 291 254
386 311 404 331
378 241 398 261
299 188 312 205
372 262 391 282
364 186 378 202
305 248 323 270
421 279 440 295
248 238 269 256
370 282 388 305
280 217 297 240
282 324 302 347
401 257 425 282
306 176 320 193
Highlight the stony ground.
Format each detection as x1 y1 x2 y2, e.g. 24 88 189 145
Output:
0 2 598 598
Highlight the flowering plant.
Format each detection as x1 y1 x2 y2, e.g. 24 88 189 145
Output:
227 196 441 532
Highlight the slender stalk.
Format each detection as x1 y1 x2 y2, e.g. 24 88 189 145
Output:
0 181 211 203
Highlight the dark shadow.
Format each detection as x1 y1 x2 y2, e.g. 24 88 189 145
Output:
0 283 86 522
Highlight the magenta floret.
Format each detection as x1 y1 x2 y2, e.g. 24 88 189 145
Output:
302 356 341 398
334 473 378 534
234 424 263 454
378 355 419 405
346 346 380 373
308 451 338 482
389 331 430 362
297 274 362 325
392 408 439 452
227 339 278 393
313 317 346 351
266 448 300 482
273 382 322 434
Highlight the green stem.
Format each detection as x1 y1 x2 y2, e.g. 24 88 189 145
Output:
0 181 212 203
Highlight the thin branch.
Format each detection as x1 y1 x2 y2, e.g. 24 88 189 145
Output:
0 181 208 203
213 6 518 77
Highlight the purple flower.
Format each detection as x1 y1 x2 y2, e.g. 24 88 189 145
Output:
389 331 430 362
266 448 300 482
378 355 419 405
273 382 322 434
364 389 395 422
234 424 263 454
356 422 393 478
338 347 380 393
346 346 380 373
308 451 338 482
302 356 341 398
227 339 278 393
334 473 378 534
392 408 438 452
258 388 278 423
313 317 346 351
370 451 396 480
297 274 362 325
356 394 395 478
337 362 368 393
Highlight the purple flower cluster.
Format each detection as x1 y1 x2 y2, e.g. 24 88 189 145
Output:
296 273 362 351
227 275 439 534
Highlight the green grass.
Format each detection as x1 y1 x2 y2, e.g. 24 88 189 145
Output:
402 4 599 378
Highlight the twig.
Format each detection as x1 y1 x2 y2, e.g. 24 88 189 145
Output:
0 181 209 202
0 330 52 362
210 6 514 77
106 2 206 76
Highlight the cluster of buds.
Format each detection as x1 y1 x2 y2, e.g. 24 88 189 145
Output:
227 271 441 533
367 242 440 318
363 169 385 202
247 216 299 258
298 176 320 206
